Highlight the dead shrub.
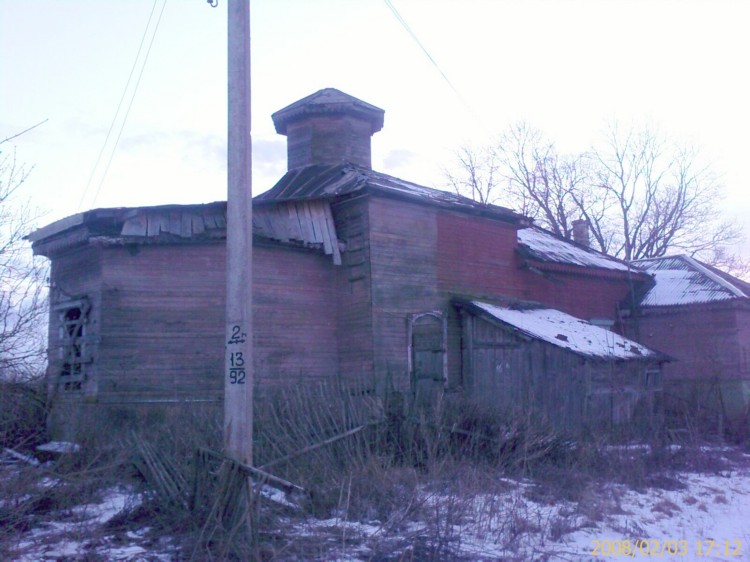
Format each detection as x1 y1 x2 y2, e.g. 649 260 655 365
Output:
0 379 47 450
441 399 575 474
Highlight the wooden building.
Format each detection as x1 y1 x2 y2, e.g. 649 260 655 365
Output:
457 300 664 433
28 88 668 434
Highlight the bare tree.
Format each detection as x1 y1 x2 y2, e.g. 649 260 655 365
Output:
444 144 502 205
446 121 747 272
0 142 47 381
589 123 743 263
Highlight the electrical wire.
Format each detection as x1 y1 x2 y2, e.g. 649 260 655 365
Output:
383 0 480 124
78 0 168 211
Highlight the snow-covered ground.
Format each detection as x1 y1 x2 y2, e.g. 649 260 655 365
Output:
2 447 749 561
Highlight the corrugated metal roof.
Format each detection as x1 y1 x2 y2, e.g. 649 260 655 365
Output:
468 300 660 360
634 255 749 306
517 227 636 273
255 164 525 222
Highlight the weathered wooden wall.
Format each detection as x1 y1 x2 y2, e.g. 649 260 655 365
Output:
96 242 225 403
86 239 339 403
253 242 340 386
332 197 376 389
47 245 103 399
436 209 524 387
461 313 659 433
367 196 440 395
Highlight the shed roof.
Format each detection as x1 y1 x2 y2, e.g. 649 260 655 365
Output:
255 163 526 223
634 255 750 307
462 300 663 361
517 226 639 274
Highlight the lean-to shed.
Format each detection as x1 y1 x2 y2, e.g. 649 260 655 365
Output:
456 299 667 434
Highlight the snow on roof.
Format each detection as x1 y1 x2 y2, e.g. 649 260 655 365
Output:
517 227 633 272
470 300 659 360
635 255 749 306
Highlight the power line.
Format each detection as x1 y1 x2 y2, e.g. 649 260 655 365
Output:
78 0 168 210
382 0 480 125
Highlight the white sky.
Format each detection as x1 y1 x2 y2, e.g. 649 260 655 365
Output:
2 0 750 255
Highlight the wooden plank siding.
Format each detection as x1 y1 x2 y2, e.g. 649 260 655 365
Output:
252 243 340 386
47 245 104 400
90 240 339 403
254 201 342 265
97 243 226 403
367 197 441 396
461 312 660 434
331 197 375 390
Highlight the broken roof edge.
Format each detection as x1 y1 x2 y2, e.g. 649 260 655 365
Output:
26 201 228 244
256 163 527 224
453 297 670 363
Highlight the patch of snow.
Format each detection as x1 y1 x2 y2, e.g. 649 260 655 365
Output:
37 441 81 454
260 484 300 509
556 470 750 561
518 227 633 272
473 301 658 359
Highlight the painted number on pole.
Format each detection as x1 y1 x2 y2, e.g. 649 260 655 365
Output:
227 324 247 384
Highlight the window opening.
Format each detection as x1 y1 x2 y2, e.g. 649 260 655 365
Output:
57 299 91 392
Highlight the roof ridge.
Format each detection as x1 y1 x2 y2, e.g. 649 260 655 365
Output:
680 255 747 298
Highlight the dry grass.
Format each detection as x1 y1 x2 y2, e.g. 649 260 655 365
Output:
2 382 748 560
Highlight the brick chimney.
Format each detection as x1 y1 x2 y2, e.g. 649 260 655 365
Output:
572 219 590 247
272 88 384 171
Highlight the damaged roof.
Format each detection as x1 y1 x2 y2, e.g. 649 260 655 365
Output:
256 163 526 223
463 300 662 361
634 255 750 306
517 226 639 274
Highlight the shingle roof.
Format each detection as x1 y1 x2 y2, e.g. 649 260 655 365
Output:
465 300 662 361
256 164 526 223
634 255 750 306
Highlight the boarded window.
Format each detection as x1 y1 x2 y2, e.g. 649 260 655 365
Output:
56 299 91 392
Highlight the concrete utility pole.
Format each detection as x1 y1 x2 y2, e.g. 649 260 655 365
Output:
224 0 253 466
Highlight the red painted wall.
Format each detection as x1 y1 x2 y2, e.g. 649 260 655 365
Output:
522 270 636 323
436 209 521 298
633 303 741 382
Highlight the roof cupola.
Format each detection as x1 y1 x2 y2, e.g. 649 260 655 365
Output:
271 88 384 171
